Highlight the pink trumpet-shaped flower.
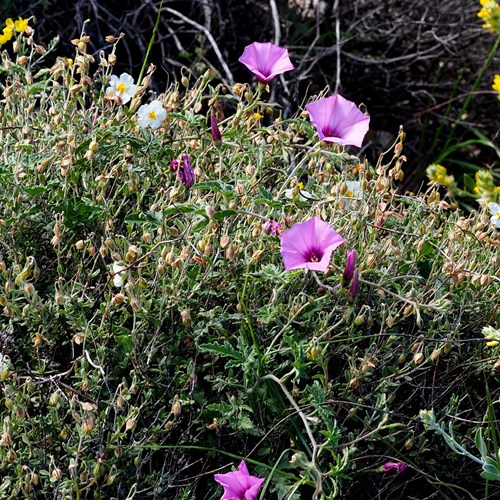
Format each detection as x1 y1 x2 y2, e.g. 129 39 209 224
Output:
239 42 294 83
280 217 345 272
214 461 265 500
305 94 370 147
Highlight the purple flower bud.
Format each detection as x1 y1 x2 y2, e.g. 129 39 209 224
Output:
343 249 357 284
178 153 195 187
383 461 407 474
349 269 359 298
210 113 221 143
263 219 282 236
169 159 179 171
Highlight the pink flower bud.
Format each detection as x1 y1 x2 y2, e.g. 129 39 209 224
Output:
383 461 407 473
178 154 195 187
210 113 221 143
343 249 357 283
349 269 359 298
263 219 282 236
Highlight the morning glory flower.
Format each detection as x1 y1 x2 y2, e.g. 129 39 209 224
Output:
280 216 345 272
214 460 264 500
488 202 500 228
305 94 370 147
137 100 166 129
239 42 294 83
106 73 137 105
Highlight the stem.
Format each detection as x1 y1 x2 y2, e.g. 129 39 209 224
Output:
137 0 164 87
439 34 500 159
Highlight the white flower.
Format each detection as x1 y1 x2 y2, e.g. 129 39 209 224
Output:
342 180 362 209
0 352 10 372
284 186 313 202
106 73 137 105
112 262 127 287
488 202 500 229
137 100 166 129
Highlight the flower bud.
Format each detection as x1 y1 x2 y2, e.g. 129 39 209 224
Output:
180 309 191 326
343 249 357 284
349 269 360 298
210 113 222 143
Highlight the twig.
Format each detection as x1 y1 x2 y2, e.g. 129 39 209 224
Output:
164 7 234 85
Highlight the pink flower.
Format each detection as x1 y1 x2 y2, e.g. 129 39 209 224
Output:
383 461 407 474
342 249 357 284
238 42 294 83
305 94 370 147
280 217 345 272
214 461 265 500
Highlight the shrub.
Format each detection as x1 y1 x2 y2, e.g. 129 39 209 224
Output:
0 17 499 500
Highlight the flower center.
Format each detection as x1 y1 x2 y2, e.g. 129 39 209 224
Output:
323 127 340 138
148 111 157 120
116 83 127 93
306 248 323 263
345 190 353 198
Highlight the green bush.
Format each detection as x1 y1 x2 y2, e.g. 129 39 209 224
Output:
0 18 499 500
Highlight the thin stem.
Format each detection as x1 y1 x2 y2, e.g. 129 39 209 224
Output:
439 34 500 159
137 0 164 87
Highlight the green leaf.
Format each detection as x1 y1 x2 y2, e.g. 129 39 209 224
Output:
476 428 488 459
213 209 237 221
124 211 162 227
198 342 246 364
193 180 234 197
163 204 198 216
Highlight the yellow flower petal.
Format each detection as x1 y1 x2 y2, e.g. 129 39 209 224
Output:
14 18 29 33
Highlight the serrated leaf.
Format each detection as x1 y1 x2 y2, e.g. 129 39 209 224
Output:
198 342 245 362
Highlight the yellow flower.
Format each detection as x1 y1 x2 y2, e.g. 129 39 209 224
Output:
2 25 13 40
14 17 29 33
474 169 497 203
478 0 500 33
493 74 500 100
426 164 454 187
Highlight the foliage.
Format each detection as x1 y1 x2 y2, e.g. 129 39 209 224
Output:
0 18 499 500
